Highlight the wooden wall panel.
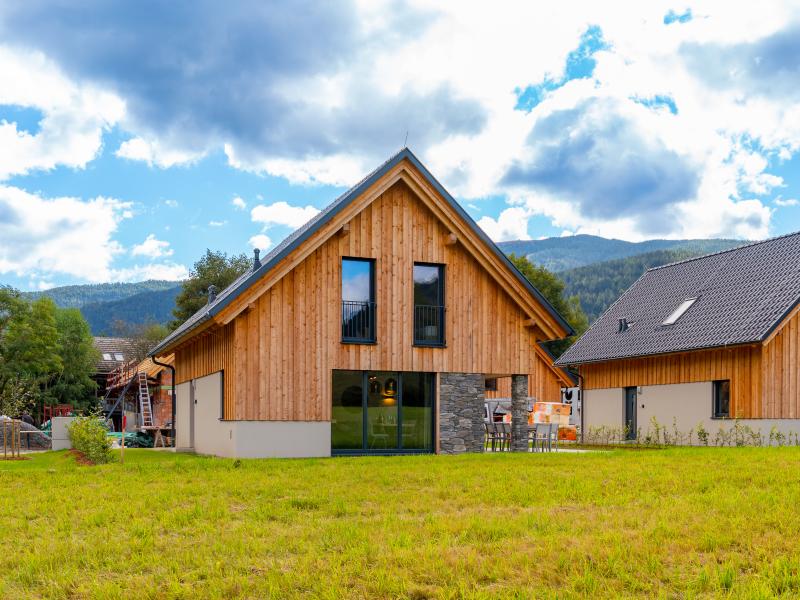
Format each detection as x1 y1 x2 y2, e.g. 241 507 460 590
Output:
762 307 800 420
485 353 565 402
176 180 560 421
174 322 236 419
579 345 763 419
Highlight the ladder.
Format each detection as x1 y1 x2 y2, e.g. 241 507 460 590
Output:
138 372 154 428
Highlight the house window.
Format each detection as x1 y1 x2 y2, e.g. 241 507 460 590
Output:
114 353 124 361
341 258 376 343
413 263 445 346
485 378 498 392
102 353 112 361
662 297 698 326
713 380 730 418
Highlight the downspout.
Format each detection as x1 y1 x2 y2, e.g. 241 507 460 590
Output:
152 356 176 447
576 370 585 444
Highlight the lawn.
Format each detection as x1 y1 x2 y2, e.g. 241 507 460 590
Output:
2 449 800 599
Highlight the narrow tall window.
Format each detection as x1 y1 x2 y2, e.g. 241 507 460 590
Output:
713 380 730 418
341 258 376 343
413 263 445 346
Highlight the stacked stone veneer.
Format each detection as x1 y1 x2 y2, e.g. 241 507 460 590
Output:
439 372 485 453
511 374 529 452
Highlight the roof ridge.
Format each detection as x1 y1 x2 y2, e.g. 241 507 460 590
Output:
647 230 800 273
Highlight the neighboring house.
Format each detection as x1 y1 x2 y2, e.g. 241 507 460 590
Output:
556 232 800 441
150 148 574 458
91 337 132 398
102 354 174 434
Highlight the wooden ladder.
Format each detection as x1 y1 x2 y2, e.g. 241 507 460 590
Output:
137 372 154 428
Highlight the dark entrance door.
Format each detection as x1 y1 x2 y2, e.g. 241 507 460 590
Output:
624 386 637 440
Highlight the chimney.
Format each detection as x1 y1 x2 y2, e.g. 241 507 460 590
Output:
618 318 629 333
253 248 261 270
207 285 218 304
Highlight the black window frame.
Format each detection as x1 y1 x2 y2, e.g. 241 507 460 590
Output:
412 262 446 347
331 370 436 455
485 377 498 392
713 379 730 419
341 257 377 344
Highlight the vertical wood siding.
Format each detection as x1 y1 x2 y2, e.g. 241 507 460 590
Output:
175 181 559 421
579 345 763 418
762 306 800 419
486 354 565 402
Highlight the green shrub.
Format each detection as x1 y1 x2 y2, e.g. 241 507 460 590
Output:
67 416 112 464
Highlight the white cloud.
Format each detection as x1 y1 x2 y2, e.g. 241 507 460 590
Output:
250 201 321 229
164 199 179 208
0 185 129 282
775 197 799 207
0 46 124 180
131 234 173 258
477 207 531 242
116 136 203 168
109 262 188 282
231 196 247 210
208 220 227 227
248 234 272 252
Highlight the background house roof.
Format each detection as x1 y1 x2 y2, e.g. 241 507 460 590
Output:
93 337 132 374
151 148 573 356
556 231 800 366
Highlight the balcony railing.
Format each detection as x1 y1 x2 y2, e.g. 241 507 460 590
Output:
342 301 376 343
414 304 445 346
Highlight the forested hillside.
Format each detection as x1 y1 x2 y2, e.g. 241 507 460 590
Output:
499 235 744 272
23 280 181 308
81 286 182 335
559 248 715 321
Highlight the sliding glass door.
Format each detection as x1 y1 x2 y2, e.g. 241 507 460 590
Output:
332 370 435 454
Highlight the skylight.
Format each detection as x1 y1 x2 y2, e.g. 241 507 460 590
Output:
662 297 697 326
114 353 124 361
102 353 112 360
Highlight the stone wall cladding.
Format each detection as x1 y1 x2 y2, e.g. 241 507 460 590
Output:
439 372 485 454
511 374 529 452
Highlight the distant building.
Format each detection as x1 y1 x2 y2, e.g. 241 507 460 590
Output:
91 337 132 398
556 232 800 442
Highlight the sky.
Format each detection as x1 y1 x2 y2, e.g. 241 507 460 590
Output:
1 1 800 291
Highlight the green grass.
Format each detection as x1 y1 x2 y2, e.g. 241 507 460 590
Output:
3 448 800 598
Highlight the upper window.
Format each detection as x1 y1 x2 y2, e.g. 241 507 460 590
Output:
713 380 730 418
341 258 376 343
662 297 698 326
413 263 445 346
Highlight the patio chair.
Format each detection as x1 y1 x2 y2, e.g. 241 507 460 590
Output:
368 420 390 449
498 422 512 451
485 421 502 452
531 423 554 452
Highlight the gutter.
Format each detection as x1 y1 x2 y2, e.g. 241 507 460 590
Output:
151 356 177 447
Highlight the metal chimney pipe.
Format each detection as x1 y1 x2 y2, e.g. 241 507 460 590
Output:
253 248 261 270
208 284 218 304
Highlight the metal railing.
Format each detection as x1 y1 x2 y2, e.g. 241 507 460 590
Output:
414 304 445 345
342 301 376 342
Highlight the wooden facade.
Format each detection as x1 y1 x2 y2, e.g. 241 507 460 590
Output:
580 305 800 419
170 162 570 422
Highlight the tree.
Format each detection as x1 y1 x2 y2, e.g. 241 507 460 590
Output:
508 253 589 357
3 296 62 384
112 320 171 362
170 249 251 328
49 308 99 409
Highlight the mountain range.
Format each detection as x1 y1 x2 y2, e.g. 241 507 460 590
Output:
19 235 749 335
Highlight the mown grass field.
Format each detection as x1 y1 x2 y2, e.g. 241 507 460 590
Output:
2 448 800 599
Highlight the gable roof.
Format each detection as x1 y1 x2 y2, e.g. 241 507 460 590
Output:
151 148 573 356
93 337 132 374
555 231 800 366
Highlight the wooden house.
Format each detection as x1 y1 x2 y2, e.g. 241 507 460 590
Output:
150 148 573 457
555 233 800 442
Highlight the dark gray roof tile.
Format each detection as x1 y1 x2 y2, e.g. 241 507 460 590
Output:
556 231 800 365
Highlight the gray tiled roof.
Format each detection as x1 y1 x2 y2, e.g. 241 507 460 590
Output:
93 337 132 374
151 148 573 356
555 231 800 366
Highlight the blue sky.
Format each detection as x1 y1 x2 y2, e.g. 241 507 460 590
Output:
1 2 799 290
